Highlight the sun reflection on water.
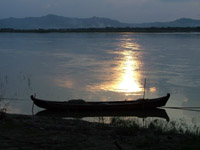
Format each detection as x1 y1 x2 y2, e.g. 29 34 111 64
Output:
87 39 143 95
110 40 143 95
54 38 145 97
117 50 142 94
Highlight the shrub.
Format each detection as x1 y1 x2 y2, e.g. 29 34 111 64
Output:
0 99 8 119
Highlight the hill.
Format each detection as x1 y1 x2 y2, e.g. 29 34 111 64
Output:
0 14 200 29
0 14 127 29
133 18 200 27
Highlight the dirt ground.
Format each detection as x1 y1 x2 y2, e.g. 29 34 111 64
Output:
0 113 199 150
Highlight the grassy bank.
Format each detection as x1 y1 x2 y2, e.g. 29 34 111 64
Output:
0 113 200 150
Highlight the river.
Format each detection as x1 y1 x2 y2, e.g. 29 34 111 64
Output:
0 32 200 125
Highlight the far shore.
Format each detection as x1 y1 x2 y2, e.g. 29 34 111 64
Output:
0 27 200 33
0 113 200 150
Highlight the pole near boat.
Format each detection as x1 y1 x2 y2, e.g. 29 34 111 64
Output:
142 79 146 125
143 78 146 99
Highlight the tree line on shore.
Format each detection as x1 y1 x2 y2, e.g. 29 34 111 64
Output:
0 27 200 33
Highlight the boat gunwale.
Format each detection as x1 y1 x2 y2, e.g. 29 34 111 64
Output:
31 93 170 107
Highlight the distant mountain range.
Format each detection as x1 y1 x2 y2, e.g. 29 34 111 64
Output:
0 14 200 29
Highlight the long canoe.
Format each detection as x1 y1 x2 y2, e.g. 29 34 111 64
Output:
31 93 170 111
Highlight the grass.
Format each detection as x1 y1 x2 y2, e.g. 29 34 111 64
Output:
1 113 200 150
110 117 200 149
110 117 200 135
0 99 8 120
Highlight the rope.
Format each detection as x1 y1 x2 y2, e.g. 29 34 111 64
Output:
163 106 200 109
163 106 200 112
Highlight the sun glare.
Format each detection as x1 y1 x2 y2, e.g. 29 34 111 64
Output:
117 50 142 93
87 39 143 95
56 37 144 96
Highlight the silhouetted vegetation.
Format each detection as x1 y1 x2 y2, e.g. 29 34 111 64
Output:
0 27 200 33
110 117 200 149
0 99 8 120
1 114 200 149
111 117 200 135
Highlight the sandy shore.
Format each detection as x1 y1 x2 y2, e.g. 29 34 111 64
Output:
0 113 199 150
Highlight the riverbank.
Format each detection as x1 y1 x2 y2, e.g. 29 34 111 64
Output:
0 113 199 150
1 27 200 33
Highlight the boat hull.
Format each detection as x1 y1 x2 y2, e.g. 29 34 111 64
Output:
31 93 170 111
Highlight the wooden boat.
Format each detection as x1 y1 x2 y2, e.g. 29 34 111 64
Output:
36 108 169 121
31 93 170 111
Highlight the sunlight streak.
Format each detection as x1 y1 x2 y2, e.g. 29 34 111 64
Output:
87 39 143 95
117 50 142 93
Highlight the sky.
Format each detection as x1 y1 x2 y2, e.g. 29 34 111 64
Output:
0 0 200 23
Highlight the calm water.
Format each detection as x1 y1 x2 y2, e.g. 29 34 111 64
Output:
0 32 200 124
